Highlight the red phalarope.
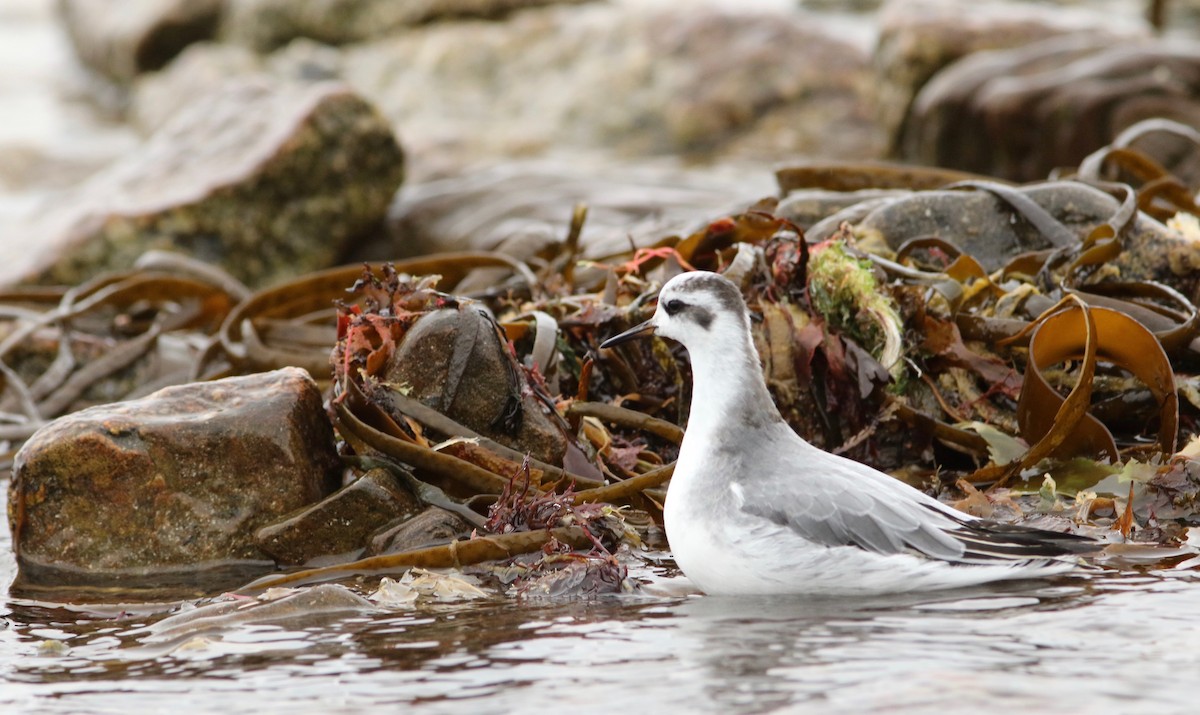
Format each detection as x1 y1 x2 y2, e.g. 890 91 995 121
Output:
601 270 1097 596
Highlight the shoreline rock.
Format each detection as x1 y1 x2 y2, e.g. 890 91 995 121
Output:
8 367 342 590
8 79 404 288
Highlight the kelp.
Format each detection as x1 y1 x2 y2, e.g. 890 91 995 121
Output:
775 161 997 193
0 263 238 465
239 526 595 593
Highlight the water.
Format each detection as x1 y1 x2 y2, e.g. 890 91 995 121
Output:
4 493 1200 715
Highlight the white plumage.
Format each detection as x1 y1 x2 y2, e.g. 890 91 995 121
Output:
602 270 1095 596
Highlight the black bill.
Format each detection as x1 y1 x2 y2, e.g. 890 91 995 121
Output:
599 319 656 349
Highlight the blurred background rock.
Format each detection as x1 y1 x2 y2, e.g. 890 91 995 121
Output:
1 0 1197 287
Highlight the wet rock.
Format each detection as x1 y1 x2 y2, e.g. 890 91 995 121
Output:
367 507 472 555
222 0 591 50
58 0 223 82
902 37 1200 182
383 306 569 465
255 468 423 566
9 79 403 288
8 367 342 589
806 182 1200 300
873 0 1147 150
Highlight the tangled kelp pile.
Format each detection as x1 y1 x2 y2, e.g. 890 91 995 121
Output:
9 118 1200 597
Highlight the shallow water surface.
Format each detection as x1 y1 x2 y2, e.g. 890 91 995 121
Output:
4 515 1200 715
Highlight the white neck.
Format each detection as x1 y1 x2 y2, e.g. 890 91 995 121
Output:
682 325 781 440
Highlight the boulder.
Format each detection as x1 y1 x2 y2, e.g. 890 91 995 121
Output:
59 0 223 82
130 4 883 173
8 79 404 288
873 0 1147 150
337 3 882 169
255 468 423 565
902 37 1200 182
8 367 342 590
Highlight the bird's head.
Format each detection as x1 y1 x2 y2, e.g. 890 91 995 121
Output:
600 271 751 352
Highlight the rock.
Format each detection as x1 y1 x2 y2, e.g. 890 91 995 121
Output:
132 40 347 134
366 506 472 555
132 43 263 133
383 306 569 465
58 0 223 82
806 182 1200 300
255 468 423 565
8 367 342 590
221 0 591 51
873 0 1147 150
8 79 403 288
339 3 882 170
902 37 1200 182
129 4 882 173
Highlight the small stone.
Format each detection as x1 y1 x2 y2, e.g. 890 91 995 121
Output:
8 367 341 590
255 469 423 566
367 507 472 556
382 306 569 465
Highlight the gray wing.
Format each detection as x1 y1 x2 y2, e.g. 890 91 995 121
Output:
734 446 1095 563
735 458 967 561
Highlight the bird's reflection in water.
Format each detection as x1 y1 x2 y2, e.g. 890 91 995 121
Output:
662 576 1094 713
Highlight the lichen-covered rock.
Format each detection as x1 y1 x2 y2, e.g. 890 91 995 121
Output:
221 0 591 50
58 0 223 82
8 79 404 288
872 0 1146 150
8 367 341 589
366 506 472 555
383 307 569 465
255 468 423 565
901 37 1200 182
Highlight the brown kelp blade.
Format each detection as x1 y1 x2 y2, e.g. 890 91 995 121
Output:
1014 301 1177 467
238 527 593 594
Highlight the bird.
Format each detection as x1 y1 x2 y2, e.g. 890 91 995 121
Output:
600 270 1098 596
